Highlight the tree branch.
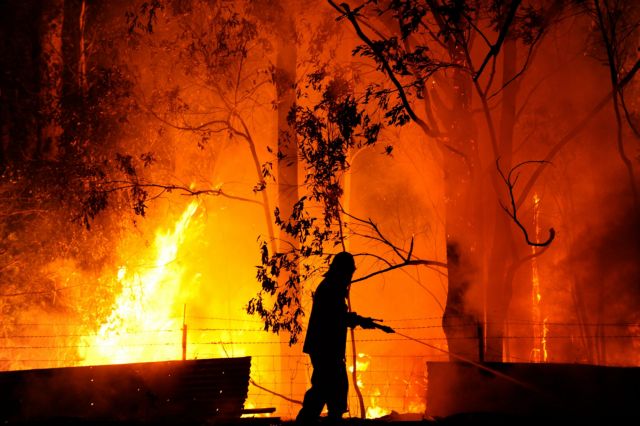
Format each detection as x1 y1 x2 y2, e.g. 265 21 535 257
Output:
516 57 640 208
145 105 231 132
619 90 640 139
339 207 448 284
497 159 555 247
474 0 522 81
101 181 264 206
328 0 436 137
352 258 447 284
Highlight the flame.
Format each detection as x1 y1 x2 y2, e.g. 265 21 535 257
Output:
530 193 547 363
366 386 391 419
350 353 392 419
542 317 549 362
80 200 200 365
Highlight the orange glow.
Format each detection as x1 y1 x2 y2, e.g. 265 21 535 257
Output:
64 196 282 416
80 200 200 365
6 2 640 422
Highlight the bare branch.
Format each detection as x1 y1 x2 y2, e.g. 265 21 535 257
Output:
352 251 394 268
594 0 640 210
488 31 541 100
340 207 448 284
497 158 555 247
407 235 415 261
515 96 607 207
462 11 492 48
352 258 447 284
516 58 640 208
489 0 564 99
483 49 498 95
249 378 302 405
618 58 640 87
144 105 231 132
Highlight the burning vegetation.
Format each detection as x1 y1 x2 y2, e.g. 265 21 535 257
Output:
0 0 639 420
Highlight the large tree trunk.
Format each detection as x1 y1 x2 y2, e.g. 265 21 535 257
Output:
441 63 483 362
0 0 46 165
60 0 84 156
275 10 301 414
484 37 519 362
275 21 298 227
39 0 64 160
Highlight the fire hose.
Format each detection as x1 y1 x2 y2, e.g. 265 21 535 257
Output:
250 319 544 412
359 318 541 395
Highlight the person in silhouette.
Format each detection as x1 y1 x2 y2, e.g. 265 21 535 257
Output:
296 251 393 424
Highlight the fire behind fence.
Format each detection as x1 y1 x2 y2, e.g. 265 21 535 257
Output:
1 315 639 419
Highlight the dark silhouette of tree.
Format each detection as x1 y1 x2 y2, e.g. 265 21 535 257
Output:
247 69 447 344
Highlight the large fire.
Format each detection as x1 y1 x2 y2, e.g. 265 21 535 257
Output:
80 200 199 365
66 197 429 420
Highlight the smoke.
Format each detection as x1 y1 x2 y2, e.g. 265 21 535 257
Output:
560 186 640 365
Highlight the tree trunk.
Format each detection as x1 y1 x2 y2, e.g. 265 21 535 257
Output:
484 37 519 362
441 63 482 362
61 0 84 155
0 0 46 164
39 0 64 160
275 10 301 414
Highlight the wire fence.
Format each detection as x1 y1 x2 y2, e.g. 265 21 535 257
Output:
2 315 639 355
1 315 639 418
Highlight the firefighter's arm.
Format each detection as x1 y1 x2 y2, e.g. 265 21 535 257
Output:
352 313 395 333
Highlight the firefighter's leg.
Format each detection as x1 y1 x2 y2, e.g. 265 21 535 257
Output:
326 359 349 420
296 355 328 422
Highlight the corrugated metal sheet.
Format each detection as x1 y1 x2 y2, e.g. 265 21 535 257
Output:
0 356 251 422
427 361 640 420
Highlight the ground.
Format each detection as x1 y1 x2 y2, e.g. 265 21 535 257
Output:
232 412 639 426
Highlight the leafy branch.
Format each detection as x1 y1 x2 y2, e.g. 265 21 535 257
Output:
248 70 446 344
328 0 438 137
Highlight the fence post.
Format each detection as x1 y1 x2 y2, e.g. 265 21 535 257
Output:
477 321 484 363
182 304 187 361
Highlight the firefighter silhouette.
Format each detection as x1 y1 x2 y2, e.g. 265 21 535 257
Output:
296 251 393 423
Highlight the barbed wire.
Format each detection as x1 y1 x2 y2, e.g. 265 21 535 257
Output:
10 317 640 332
1 334 638 350
8 318 640 328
